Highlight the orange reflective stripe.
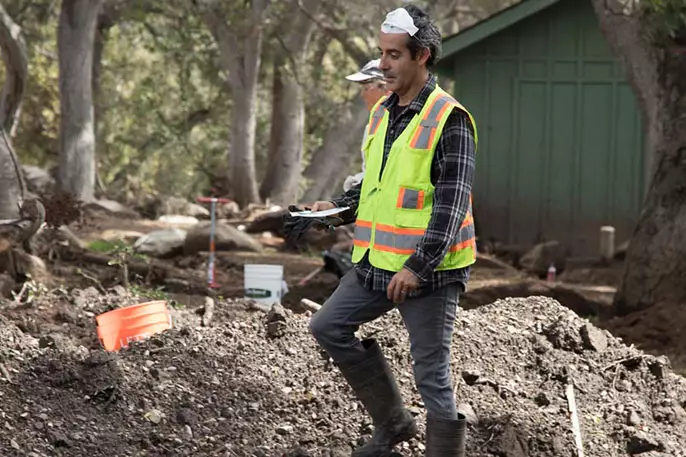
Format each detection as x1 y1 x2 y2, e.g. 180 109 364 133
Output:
373 244 415 255
417 190 425 210
410 94 457 149
396 188 406 209
375 223 425 236
427 101 453 148
409 96 440 148
368 103 386 135
449 238 475 253
354 240 370 248
460 212 474 229
356 220 372 228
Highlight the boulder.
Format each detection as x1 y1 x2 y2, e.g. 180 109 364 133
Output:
519 240 566 277
133 228 187 258
184 222 262 254
162 197 210 218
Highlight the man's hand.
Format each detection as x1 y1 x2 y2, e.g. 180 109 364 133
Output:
310 201 336 212
387 268 420 304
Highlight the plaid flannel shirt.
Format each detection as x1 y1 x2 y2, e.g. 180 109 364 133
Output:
332 74 477 296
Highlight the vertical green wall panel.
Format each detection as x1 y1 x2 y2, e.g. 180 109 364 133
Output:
444 0 645 256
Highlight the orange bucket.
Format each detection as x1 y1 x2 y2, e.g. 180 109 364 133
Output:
96 300 172 351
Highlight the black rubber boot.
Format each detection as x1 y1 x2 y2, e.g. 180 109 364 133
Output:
336 339 418 457
425 413 466 457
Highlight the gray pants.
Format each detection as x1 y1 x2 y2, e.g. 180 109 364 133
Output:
309 270 460 419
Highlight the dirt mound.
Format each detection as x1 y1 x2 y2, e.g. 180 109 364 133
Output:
604 301 686 377
0 297 684 456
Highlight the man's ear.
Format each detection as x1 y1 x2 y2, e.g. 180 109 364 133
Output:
417 47 430 66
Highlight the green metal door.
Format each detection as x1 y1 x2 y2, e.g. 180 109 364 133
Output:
445 0 645 256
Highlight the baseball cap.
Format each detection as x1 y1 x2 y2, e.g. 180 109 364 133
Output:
345 59 384 82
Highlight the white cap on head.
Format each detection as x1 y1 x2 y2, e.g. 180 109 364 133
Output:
345 59 385 82
381 8 418 36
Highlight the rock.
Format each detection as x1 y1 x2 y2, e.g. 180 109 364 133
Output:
457 402 478 425
519 240 565 277
133 228 187 258
245 209 288 235
580 323 608 352
161 197 210 218
543 316 584 353
183 222 262 255
626 429 661 454
157 215 200 227
498 423 529 457
647 356 669 379
276 424 294 435
216 201 240 219
145 409 164 425
534 392 551 407
176 407 199 426
627 410 641 426
35 225 86 250
87 199 138 217
22 165 55 195
265 303 288 338
110 285 128 296
98 229 145 244
461 370 480 385
11 251 50 283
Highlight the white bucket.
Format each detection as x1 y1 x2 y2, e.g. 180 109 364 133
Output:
244 264 285 305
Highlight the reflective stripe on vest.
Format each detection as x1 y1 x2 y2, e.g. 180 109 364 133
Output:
368 100 387 136
353 210 475 256
410 94 457 149
352 85 478 272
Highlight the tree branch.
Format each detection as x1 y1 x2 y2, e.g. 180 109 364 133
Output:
296 0 369 65
193 0 244 87
0 3 28 135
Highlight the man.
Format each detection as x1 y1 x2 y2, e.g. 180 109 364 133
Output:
308 5 477 457
343 59 389 192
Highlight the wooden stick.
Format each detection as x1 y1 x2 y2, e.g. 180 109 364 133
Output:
12 281 27 304
300 298 322 313
202 297 215 327
298 266 323 286
566 381 585 457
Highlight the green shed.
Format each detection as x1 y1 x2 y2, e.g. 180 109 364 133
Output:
435 0 646 257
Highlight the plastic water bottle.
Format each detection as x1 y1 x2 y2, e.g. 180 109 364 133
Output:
546 264 556 282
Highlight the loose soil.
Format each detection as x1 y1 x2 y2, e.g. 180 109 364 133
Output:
0 292 684 457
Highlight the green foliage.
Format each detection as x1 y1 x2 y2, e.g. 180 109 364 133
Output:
129 284 172 303
644 0 686 43
4 0 514 204
88 239 128 253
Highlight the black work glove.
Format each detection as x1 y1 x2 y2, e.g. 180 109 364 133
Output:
282 205 342 243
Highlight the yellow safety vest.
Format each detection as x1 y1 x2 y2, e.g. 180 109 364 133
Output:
351 85 478 272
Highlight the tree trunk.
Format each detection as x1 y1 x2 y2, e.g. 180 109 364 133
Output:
0 130 22 221
0 6 27 221
301 96 368 202
195 0 268 208
57 0 103 202
259 57 305 204
230 80 261 207
591 1 686 314
93 5 118 146
0 3 28 135
259 2 318 204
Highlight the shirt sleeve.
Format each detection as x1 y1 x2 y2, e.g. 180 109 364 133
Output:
331 182 361 225
403 109 476 281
